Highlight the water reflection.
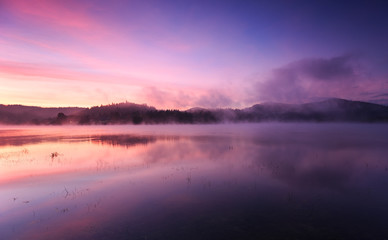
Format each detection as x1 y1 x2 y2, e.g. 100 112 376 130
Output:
1 124 388 239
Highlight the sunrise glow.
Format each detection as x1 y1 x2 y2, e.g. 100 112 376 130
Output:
1 0 387 108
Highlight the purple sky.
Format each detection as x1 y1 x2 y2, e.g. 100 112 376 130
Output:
0 0 387 108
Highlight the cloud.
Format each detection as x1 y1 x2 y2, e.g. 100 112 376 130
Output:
142 87 193 109
0 60 144 85
291 54 357 81
194 90 233 108
250 54 387 104
3 0 99 30
142 87 235 109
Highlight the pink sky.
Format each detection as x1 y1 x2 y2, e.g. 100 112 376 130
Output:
1 0 387 108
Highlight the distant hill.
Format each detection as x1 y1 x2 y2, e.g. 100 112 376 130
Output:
241 98 388 122
0 98 387 125
75 102 157 124
0 105 85 124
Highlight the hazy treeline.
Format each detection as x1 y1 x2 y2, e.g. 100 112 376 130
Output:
0 104 84 125
1 99 387 125
61 103 219 125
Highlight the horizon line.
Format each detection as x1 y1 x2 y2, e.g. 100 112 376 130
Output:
1 98 387 111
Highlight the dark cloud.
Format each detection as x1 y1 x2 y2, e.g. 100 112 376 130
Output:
373 93 388 98
293 54 357 81
366 92 388 105
250 54 387 104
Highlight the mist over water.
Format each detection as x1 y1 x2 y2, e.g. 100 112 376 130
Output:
1 123 388 239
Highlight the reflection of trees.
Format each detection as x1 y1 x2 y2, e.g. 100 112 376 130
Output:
91 135 157 147
0 131 180 149
0 134 54 146
90 135 180 148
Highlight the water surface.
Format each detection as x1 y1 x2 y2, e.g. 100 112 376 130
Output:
1 124 388 239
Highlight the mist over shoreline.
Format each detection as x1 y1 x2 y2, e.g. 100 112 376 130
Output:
0 98 387 125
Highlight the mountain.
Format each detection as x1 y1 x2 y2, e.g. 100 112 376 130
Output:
0 99 387 125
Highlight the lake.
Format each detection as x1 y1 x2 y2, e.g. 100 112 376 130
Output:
1 123 388 240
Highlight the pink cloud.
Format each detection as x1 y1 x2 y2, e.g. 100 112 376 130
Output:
1 25 216 88
141 86 240 109
1 0 141 63
0 58 207 92
4 0 98 30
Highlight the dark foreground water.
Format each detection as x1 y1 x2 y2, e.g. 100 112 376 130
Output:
1 124 388 240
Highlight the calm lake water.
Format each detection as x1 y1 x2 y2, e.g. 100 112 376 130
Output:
1 123 388 240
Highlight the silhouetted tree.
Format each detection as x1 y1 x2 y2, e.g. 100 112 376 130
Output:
57 112 67 120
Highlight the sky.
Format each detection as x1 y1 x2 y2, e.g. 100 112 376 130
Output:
0 0 387 108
